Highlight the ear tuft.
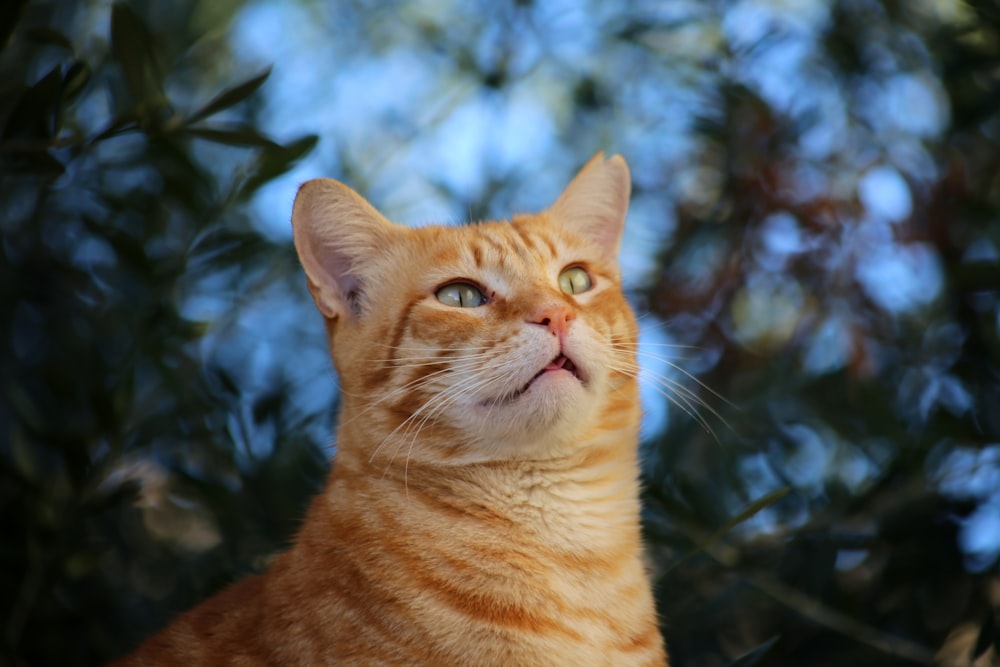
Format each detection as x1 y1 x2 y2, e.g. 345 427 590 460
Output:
547 152 631 263
291 178 396 321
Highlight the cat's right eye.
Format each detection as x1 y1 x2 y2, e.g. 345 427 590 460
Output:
558 266 592 295
436 282 487 308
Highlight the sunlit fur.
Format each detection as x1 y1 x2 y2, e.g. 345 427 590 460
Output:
113 154 668 666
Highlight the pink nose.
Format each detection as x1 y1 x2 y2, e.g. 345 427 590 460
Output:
530 304 575 336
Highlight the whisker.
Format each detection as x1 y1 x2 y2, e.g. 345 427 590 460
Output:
369 357 515 474
611 361 723 438
385 370 512 490
361 351 495 366
631 350 736 410
609 341 736 438
611 340 706 352
341 352 514 429
609 340 736 411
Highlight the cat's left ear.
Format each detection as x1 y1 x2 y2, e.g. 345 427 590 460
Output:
547 152 630 264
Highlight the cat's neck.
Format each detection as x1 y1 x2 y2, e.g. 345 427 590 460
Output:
325 415 644 555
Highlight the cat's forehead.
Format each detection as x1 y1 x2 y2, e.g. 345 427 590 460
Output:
410 215 615 299
413 214 591 275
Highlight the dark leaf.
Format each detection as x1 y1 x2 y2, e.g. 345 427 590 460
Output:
726 636 781 667
24 27 74 50
279 133 320 160
188 228 272 270
1 65 62 140
252 391 284 424
84 479 141 515
185 67 272 125
236 133 319 200
972 609 996 660
110 3 163 108
208 364 241 398
18 149 66 175
0 0 29 50
89 110 142 142
80 215 148 272
62 61 91 102
718 488 792 535
9 425 40 484
662 487 791 575
50 61 92 136
180 125 281 149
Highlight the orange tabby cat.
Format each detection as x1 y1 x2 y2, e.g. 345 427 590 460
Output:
113 153 668 666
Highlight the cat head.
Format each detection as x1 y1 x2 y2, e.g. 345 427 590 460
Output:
292 153 639 462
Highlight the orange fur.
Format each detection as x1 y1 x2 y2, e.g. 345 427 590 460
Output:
112 154 668 666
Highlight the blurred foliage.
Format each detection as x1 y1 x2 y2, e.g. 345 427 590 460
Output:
3 0 1000 666
0 1 323 663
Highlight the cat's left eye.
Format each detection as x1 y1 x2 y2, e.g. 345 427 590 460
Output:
558 266 592 295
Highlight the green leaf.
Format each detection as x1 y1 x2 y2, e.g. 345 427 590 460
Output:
89 110 141 143
282 133 320 158
726 636 781 667
110 3 164 109
717 487 792 536
52 62 92 136
661 487 791 575
181 125 281 149
185 67 272 125
237 133 319 199
187 228 272 273
62 61 91 102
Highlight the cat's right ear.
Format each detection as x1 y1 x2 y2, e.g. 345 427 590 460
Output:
291 178 397 322
547 152 630 266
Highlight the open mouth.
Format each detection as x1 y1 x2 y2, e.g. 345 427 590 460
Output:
489 354 582 405
541 354 577 376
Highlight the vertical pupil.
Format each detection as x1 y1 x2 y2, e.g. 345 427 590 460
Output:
560 268 588 294
436 283 484 307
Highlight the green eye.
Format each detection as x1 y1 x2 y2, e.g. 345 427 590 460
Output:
436 282 487 308
558 266 592 295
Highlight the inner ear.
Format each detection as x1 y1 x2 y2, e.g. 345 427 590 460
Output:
292 178 398 321
547 152 631 265
345 288 362 318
